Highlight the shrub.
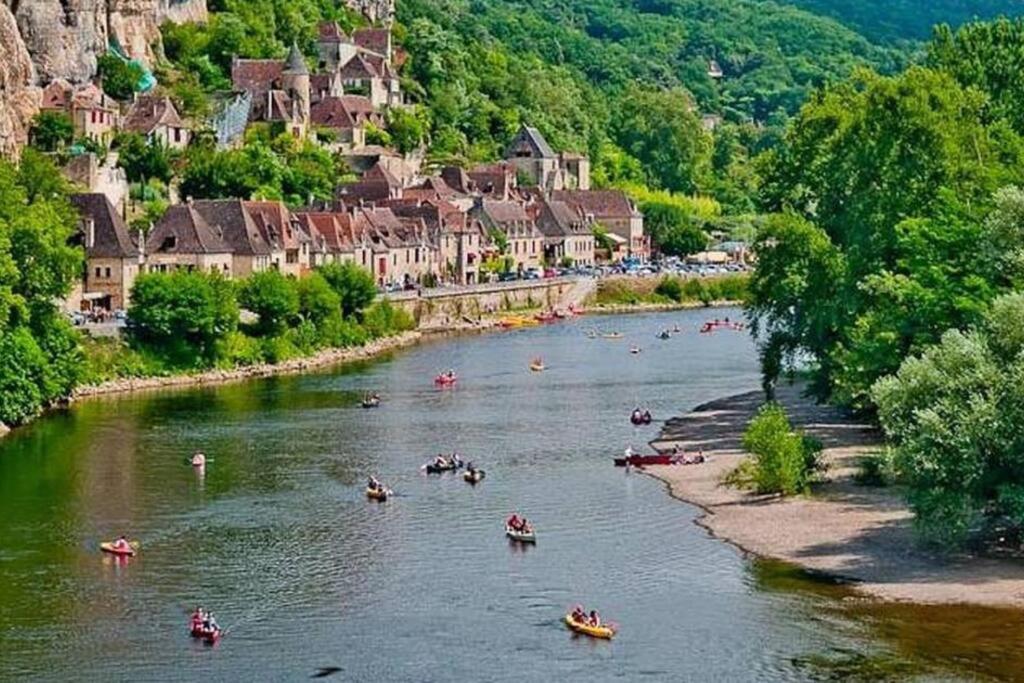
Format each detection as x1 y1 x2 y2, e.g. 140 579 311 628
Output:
238 270 299 336
320 314 370 348
362 300 415 338
732 402 822 495
30 111 74 152
654 276 683 302
318 262 377 318
215 331 265 368
97 54 145 100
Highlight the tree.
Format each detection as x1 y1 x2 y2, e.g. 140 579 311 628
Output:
732 402 821 496
238 270 299 336
127 270 239 365
115 133 175 184
753 66 1024 407
612 87 712 194
296 271 341 326
387 107 429 155
0 156 83 425
317 262 377 318
641 201 708 257
97 54 145 101
29 112 74 152
871 294 1024 547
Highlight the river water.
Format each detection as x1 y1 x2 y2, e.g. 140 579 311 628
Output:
1 309 1022 681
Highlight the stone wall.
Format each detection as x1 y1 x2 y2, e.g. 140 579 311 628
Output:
389 278 595 330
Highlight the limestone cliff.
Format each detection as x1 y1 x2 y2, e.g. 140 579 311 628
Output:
0 4 40 157
10 0 207 85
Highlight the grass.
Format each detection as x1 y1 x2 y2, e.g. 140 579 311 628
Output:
593 274 749 307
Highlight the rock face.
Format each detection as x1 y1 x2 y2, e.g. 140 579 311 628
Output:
11 0 207 85
0 4 40 157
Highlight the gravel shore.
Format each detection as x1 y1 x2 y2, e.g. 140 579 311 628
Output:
648 383 1024 607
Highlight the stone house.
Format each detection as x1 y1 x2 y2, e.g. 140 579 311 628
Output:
190 199 275 277
387 198 482 285
294 210 372 269
534 198 595 267
355 206 437 287
336 162 403 204
146 201 234 275
69 193 141 311
243 200 313 278
472 198 544 273
63 152 129 208
505 125 590 191
309 96 366 149
40 81 119 146
553 189 647 261
231 44 312 138
122 94 190 150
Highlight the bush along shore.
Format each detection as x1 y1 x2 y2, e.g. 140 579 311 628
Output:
0 263 416 437
589 274 748 311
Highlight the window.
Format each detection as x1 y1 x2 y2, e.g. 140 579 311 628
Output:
105 267 111 278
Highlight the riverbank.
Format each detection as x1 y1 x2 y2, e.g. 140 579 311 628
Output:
587 299 742 315
648 383 1024 608
72 331 422 401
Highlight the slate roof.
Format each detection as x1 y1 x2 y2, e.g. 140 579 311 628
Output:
148 203 231 255
310 97 358 130
69 193 139 258
191 199 272 256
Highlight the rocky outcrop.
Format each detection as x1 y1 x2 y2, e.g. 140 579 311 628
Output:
0 3 40 157
11 0 207 85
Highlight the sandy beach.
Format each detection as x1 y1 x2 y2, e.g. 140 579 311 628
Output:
649 383 1024 607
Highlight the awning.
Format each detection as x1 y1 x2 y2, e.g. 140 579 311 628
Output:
82 292 111 301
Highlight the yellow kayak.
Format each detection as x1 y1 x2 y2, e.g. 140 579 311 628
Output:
366 487 390 501
564 614 615 639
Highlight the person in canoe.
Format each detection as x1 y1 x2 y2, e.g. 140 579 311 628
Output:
190 607 206 633
368 475 383 491
191 452 206 467
451 453 463 468
631 408 642 424
571 605 586 623
507 514 521 531
589 610 601 627
113 535 132 552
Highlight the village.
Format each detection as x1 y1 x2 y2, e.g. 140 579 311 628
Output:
35 13 653 316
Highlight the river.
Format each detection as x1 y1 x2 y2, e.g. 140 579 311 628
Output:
1 309 1020 681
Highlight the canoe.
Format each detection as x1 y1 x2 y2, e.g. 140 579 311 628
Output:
505 525 536 543
613 454 677 467
529 363 545 372
366 487 390 501
361 399 380 409
564 615 615 639
100 541 137 557
463 470 485 484
601 333 623 339
191 626 222 644
425 461 462 474
434 374 458 386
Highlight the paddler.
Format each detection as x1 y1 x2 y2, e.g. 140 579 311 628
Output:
507 513 520 530
113 535 130 551
191 451 206 467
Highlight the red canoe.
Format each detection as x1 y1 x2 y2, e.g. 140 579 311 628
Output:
434 374 457 386
614 454 678 467
191 626 222 644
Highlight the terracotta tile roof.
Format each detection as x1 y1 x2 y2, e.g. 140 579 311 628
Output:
123 95 184 135
363 53 397 79
41 80 73 110
352 28 390 56
469 162 516 198
552 189 639 220
191 199 272 256
69 193 139 258
339 54 379 80
148 203 231 255
440 166 476 195
481 199 530 226
244 200 309 250
310 97 357 130
232 59 283 96
318 21 347 43
295 212 359 254
363 162 401 187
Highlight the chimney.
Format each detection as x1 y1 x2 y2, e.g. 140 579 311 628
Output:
85 219 96 249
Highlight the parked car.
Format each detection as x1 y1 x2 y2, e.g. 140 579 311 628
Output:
498 271 519 282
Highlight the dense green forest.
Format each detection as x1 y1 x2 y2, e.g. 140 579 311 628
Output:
782 0 1024 40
